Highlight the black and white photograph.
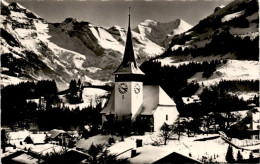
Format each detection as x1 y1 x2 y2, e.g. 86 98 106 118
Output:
1 0 259 163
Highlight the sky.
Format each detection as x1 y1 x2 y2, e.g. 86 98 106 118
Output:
5 0 232 28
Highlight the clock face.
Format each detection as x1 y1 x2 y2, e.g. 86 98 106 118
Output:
118 83 128 94
134 83 140 94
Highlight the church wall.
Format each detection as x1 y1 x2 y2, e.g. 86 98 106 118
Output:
114 81 144 117
153 106 178 131
131 81 143 117
115 82 132 116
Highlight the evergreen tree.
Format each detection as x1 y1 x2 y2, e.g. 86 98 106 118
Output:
249 152 254 161
236 150 243 162
1 129 9 153
225 145 235 163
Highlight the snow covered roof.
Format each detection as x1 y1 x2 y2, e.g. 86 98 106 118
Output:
101 85 176 116
49 129 67 139
100 89 115 114
182 95 201 105
12 153 39 164
139 85 176 115
26 98 40 104
24 134 46 144
109 143 201 163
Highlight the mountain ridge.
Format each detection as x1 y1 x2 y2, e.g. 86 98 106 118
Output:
1 0 191 88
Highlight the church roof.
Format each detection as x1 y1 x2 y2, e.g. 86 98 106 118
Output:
139 85 176 115
114 10 144 75
101 85 176 116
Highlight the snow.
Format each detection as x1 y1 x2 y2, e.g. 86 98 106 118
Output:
1 0 9 6
172 19 193 35
12 153 38 164
86 67 102 73
10 11 28 24
1 74 24 88
229 22 258 40
188 60 259 86
218 5 225 9
236 92 259 101
182 96 201 105
61 87 109 110
82 75 111 86
221 10 245 23
109 134 253 163
156 57 194 67
34 20 51 42
90 27 124 53
9 130 30 142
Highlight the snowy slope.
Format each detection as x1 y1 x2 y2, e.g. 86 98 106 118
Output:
188 60 259 86
133 19 192 47
0 1 91 87
167 0 259 54
59 87 109 110
48 18 165 81
0 0 166 87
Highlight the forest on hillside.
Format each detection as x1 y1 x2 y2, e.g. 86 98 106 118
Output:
1 60 259 131
163 31 259 61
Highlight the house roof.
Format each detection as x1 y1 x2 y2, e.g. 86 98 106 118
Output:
100 89 115 114
101 85 176 116
24 134 46 144
49 129 66 139
11 152 39 164
182 96 201 105
108 142 201 164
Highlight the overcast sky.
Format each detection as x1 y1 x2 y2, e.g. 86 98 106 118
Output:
6 0 232 28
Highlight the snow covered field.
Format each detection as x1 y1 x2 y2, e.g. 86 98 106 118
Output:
188 60 259 86
60 87 109 110
109 133 255 163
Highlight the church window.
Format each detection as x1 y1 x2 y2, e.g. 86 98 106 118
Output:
166 115 168 121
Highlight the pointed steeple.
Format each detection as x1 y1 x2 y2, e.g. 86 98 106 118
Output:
114 7 144 75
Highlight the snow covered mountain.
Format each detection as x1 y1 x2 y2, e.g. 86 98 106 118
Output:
48 18 165 81
1 1 90 88
133 19 192 47
166 0 258 57
1 0 191 88
157 0 259 97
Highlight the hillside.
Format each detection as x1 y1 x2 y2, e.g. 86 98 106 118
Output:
1 1 90 88
155 0 259 86
0 0 193 88
162 0 258 61
133 19 192 47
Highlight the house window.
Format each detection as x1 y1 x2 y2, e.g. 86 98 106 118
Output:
166 115 168 121
122 95 124 99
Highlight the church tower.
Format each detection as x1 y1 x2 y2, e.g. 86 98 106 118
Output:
114 8 145 118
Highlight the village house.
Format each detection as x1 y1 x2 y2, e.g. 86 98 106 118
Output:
246 107 260 140
100 11 179 132
48 129 71 145
182 95 201 105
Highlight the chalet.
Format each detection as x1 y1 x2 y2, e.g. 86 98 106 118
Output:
229 107 260 140
48 129 71 145
247 107 260 140
100 10 179 132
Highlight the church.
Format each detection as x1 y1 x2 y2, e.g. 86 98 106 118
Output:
100 11 179 132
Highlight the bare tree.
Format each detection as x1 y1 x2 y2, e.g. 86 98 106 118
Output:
158 123 174 145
